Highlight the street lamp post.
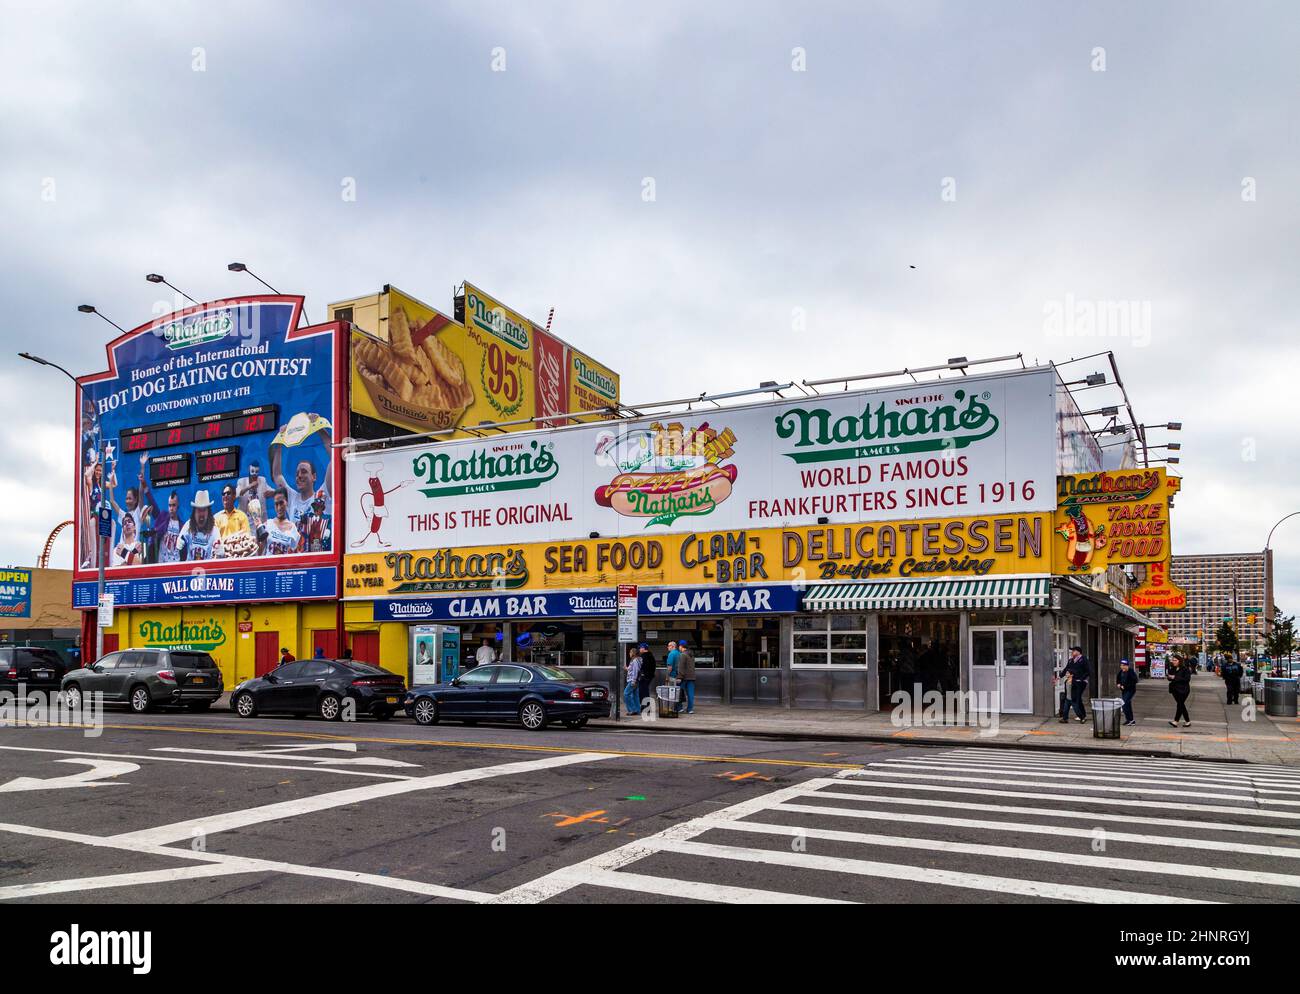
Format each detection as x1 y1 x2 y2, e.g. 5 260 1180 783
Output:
20 349 107 662
1263 511 1298 658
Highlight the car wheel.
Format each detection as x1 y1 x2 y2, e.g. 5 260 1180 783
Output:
519 701 548 731
412 698 439 726
233 692 257 718
63 684 83 710
129 685 152 714
562 717 588 730
318 693 343 721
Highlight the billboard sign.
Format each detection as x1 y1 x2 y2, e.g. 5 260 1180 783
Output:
0 568 32 619
73 297 341 597
1053 468 1176 573
344 367 1058 553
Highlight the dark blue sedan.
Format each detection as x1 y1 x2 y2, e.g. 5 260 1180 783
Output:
403 663 610 731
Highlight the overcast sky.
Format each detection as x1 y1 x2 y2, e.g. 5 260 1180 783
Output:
3 1 1297 616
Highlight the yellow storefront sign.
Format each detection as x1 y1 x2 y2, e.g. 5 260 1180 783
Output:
344 512 1053 598
1053 468 1176 574
569 348 619 420
448 281 536 426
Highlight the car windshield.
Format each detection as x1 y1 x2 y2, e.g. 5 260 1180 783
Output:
533 665 575 682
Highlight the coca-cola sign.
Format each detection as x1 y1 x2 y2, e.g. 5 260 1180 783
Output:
532 325 569 428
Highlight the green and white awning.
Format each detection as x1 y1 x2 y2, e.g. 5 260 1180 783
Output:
802 578 1051 612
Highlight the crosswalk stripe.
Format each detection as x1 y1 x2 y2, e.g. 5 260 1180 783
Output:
800 789 1300 837
773 802 1300 859
847 768 1300 807
958 748 1300 775
878 760 1300 797
919 753 1300 787
648 838 1214 904
707 819 1300 889
833 775 1300 819
542 866 854 904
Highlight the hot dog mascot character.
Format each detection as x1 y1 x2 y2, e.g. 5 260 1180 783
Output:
1056 497 1105 570
351 461 414 548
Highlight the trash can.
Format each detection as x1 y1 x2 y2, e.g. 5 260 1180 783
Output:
1254 680 1267 705
655 684 680 718
1091 698 1123 739
1264 678 1298 718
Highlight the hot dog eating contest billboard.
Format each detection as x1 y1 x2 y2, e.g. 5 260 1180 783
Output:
73 296 343 608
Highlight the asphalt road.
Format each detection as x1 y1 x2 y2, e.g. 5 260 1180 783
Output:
2 706 1299 904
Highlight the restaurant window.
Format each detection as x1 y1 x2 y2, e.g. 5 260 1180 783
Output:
793 614 868 667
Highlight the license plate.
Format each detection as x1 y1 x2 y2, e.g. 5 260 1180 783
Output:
191 677 206 684
386 696 398 704
33 671 51 680
590 690 605 698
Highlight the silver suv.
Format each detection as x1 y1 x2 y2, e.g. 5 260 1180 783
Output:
62 648 224 713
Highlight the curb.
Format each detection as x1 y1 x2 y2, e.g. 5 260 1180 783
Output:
587 719 1262 763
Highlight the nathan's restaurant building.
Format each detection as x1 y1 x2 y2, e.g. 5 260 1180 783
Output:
343 363 1169 715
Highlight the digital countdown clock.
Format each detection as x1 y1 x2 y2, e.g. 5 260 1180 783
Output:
120 404 279 454
148 453 192 487
196 445 241 483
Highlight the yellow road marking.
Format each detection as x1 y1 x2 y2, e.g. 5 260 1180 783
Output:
10 720 864 770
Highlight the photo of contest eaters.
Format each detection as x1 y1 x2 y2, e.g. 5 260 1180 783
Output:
82 412 334 566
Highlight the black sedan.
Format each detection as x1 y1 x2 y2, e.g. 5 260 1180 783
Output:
404 663 610 731
0 645 67 701
231 658 406 721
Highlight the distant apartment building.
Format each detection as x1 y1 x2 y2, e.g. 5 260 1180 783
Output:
1147 551 1274 650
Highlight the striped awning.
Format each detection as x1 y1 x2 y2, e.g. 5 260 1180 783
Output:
802 578 1051 612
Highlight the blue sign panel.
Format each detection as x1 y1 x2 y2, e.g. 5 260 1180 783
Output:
74 566 337 608
370 584 801 622
0 568 33 619
75 298 337 576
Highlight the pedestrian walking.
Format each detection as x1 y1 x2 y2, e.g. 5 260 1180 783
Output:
1167 653 1192 727
623 646 642 714
1221 652 1243 705
1057 645 1090 723
279 647 295 665
1116 657 1138 726
637 643 656 705
675 638 697 714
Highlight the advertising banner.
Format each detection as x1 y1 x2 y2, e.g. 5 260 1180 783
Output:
370 584 802 622
74 566 338 608
344 512 1052 599
447 281 536 426
1130 558 1188 610
1052 468 1176 574
74 297 340 591
0 568 32 619
570 348 619 420
532 323 570 428
345 367 1058 553
350 288 471 433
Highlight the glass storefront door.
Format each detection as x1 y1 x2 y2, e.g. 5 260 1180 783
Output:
969 626 1033 713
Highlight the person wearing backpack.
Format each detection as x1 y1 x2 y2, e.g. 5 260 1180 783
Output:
675 638 697 714
1221 653 1243 705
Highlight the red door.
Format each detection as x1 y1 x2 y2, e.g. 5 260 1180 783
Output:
254 632 280 677
312 629 339 659
102 633 119 655
349 631 380 666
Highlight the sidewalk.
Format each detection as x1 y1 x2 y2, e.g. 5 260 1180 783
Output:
590 671 1300 765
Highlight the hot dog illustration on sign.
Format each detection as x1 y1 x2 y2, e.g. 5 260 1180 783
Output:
1055 497 1106 570
594 421 738 527
351 461 415 548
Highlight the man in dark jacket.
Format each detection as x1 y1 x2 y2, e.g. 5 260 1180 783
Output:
675 638 697 714
637 643 656 704
1117 658 1139 726
1058 646 1090 723
1221 653 1243 705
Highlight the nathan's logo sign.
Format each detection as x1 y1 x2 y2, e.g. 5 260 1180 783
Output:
465 290 530 350
595 421 738 527
158 310 234 351
412 439 558 498
776 389 999 464
1053 469 1172 573
136 618 226 652
1131 559 1187 611
574 356 617 401
383 549 529 594
1056 469 1161 504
